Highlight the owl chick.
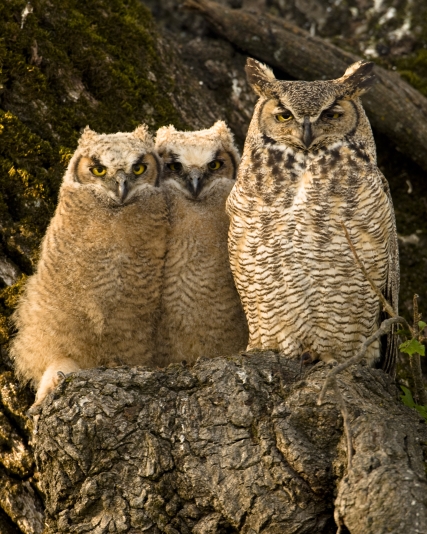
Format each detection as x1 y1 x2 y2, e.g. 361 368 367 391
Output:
155 121 248 366
11 125 169 406
227 59 399 372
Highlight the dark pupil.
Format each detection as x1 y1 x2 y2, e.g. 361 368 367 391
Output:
171 163 181 171
283 113 291 119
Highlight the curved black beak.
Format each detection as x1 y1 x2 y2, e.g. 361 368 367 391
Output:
187 169 203 198
302 116 313 148
116 172 128 202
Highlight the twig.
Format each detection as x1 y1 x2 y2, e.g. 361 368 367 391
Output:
341 222 396 318
318 317 405 405
318 316 404 470
332 379 354 469
409 295 427 405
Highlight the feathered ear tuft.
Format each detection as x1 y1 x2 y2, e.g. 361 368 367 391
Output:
211 121 240 165
78 126 98 145
245 58 276 96
335 61 376 98
133 124 150 142
211 120 232 141
155 125 177 150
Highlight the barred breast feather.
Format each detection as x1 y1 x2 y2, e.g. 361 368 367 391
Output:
227 143 397 365
227 58 399 370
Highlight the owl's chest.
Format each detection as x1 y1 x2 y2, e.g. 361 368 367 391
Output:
229 150 389 265
59 194 167 270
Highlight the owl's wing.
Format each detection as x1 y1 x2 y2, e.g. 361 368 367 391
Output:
377 170 400 376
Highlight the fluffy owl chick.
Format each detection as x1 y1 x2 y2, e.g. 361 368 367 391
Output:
227 59 399 372
11 125 168 406
155 121 248 366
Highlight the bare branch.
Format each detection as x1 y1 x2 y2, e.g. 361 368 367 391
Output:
318 317 405 406
332 379 354 469
341 222 396 319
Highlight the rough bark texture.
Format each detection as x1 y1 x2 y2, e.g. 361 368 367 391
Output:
0 360 42 534
34 354 427 534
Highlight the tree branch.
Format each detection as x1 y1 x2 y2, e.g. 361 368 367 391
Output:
184 0 427 172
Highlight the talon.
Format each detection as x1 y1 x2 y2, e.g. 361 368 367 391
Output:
27 404 42 417
301 351 313 365
57 371 66 379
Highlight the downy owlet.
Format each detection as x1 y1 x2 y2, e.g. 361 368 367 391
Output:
227 59 399 372
155 121 248 365
11 126 169 406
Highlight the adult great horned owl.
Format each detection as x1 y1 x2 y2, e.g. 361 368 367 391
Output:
155 121 248 365
227 59 399 372
11 126 169 406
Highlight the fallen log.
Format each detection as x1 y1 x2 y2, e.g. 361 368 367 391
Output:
34 354 427 533
184 0 427 174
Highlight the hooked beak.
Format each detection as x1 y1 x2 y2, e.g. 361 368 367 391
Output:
188 169 203 198
302 116 313 148
116 171 128 203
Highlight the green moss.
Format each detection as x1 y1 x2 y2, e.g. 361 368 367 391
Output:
0 0 193 342
396 48 427 98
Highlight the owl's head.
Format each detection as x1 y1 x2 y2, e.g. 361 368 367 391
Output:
64 125 160 204
155 121 240 199
246 58 376 151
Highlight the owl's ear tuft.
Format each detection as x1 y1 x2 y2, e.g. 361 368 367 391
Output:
245 58 276 96
336 61 376 98
211 120 232 141
79 126 98 145
211 121 240 164
133 124 151 142
155 125 177 149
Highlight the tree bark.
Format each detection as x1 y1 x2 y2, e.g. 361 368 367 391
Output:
0 366 43 534
183 0 427 174
34 354 427 534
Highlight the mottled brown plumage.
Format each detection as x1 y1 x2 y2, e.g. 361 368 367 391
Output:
155 122 248 365
227 59 399 372
11 126 169 406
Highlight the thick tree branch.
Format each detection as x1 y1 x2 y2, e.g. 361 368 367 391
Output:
184 0 427 172
34 355 427 533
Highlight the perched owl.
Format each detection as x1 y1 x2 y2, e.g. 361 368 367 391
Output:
155 121 248 366
227 59 399 372
11 126 169 406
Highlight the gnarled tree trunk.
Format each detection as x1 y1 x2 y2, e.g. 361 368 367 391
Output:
34 354 427 533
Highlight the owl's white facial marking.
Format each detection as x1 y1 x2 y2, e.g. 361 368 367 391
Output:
259 98 358 151
75 150 159 205
160 147 237 200
64 126 160 205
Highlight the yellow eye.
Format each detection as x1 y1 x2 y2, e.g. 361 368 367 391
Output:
276 113 293 122
132 163 146 175
323 110 342 120
208 160 222 171
167 162 182 172
90 166 107 177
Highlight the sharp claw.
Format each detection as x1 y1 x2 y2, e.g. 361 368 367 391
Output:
27 404 42 417
57 371 66 379
301 351 313 365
